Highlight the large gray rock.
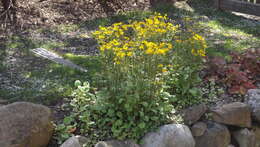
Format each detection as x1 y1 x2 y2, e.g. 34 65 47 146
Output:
195 122 231 147
60 136 88 147
141 124 195 147
232 128 256 147
191 122 207 137
0 102 54 147
211 102 251 127
245 89 260 123
95 140 139 147
183 104 207 125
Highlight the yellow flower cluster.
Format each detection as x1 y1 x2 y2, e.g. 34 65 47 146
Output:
191 48 206 57
141 41 172 55
189 34 207 57
93 13 207 64
92 13 177 63
132 14 178 39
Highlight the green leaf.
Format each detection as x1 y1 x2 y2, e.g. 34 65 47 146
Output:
117 112 123 118
189 88 199 96
138 122 146 129
108 109 115 117
124 103 132 112
61 133 70 139
119 98 124 104
139 111 144 117
74 80 82 87
151 116 159 121
63 116 74 125
115 120 123 126
141 102 148 107
144 116 149 121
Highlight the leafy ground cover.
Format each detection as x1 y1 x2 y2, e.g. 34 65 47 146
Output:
0 0 260 146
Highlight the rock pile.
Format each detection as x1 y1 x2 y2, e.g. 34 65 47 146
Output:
60 89 260 147
2 89 259 147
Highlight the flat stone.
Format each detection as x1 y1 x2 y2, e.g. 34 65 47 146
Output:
211 102 251 127
183 104 207 125
195 121 231 147
232 128 256 147
191 122 207 137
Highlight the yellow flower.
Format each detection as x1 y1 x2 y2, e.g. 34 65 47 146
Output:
98 35 105 39
140 44 145 50
198 49 206 56
113 22 122 26
191 49 197 56
116 52 126 58
176 40 182 43
146 18 154 25
93 12 194 64
158 64 163 67
154 18 160 25
191 49 206 57
111 39 120 46
193 34 204 41
145 48 154 54
99 26 107 31
166 43 172 49
119 30 124 35
162 68 167 73
127 52 133 56
203 43 207 48
104 30 113 35
100 45 106 51
155 49 167 55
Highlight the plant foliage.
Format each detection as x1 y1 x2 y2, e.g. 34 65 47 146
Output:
205 49 259 95
56 13 207 146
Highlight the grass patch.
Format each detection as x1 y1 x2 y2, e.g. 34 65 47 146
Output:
22 54 101 103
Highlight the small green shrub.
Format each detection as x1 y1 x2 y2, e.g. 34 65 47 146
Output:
55 80 98 145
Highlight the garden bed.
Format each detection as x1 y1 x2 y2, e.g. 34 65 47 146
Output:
0 0 260 146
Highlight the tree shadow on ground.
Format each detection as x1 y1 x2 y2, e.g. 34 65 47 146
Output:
150 1 260 57
187 0 260 37
151 0 260 38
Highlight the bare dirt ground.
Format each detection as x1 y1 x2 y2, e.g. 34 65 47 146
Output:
0 0 150 31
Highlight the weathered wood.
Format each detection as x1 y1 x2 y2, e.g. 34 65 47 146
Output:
218 0 260 16
214 0 220 9
31 48 87 72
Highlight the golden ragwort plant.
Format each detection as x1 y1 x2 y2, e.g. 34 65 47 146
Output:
92 13 207 140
